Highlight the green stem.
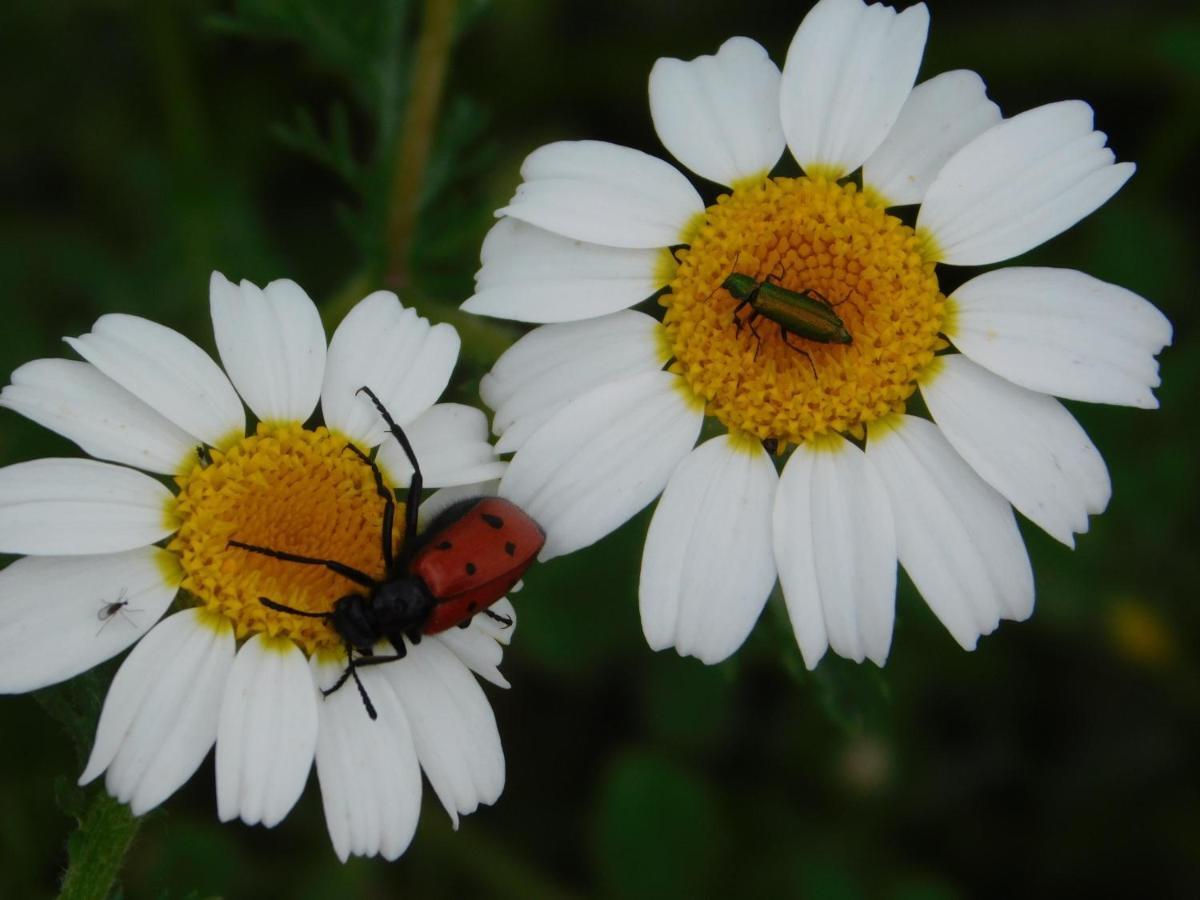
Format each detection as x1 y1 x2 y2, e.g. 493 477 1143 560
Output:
58 791 140 900
384 0 460 291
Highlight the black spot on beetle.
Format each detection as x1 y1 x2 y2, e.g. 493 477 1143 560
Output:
504 541 516 557
482 513 504 529
436 540 452 550
466 562 477 575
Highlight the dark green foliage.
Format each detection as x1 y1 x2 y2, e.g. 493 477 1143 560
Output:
1 1 1198 898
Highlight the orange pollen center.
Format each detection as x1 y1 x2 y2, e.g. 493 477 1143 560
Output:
169 423 402 654
662 176 945 446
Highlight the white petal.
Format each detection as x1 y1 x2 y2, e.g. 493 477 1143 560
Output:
321 292 460 447
867 415 1034 648
773 436 896 669
434 594 518 686
64 314 245 448
947 267 1172 409
500 371 703 560
216 635 317 828
639 436 778 665
312 652 421 862
917 101 1135 265
862 70 1001 206
210 273 327 425
497 141 705 249
0 547 180 693
383 639 504 828
469 596 517 646
377 404 506 490
780 0 930 178
463 218 665 323
649 36 784 187
0 458 175 556
921 356 1111 547
417 480 501 531
80 609 234 816
0 360 197 475
480 311 665 455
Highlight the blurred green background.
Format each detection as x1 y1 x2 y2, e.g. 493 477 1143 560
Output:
1 1 1198 898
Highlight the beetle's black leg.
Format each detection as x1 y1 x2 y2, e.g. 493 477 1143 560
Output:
819 289 863 318
349 652 406 668
747 313 764 361
343 443 396 571
484 608 514 628
229 541 377 589
732 300 753 333
780 328 818 378
321 647 379 720
357 386 423 554
259 597 333 618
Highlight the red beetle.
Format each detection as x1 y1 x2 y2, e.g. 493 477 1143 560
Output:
231 386 543 719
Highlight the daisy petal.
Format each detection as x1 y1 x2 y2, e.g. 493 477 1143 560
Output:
313 653 421 862
780 0 930 178
649 36 785 187
216 635 318 828
377 404 507 490
463 218 665 323
498 140 705 249
773 436 896 669
0 359 196 474
80 609 234 816
470 596 517 646
480 311 664 455
435 624 510 689
500 371 704 561
639 435 778 665
867 415 1034 648
921 355 1111 547
862 70 1001 207
418 481 501 531
210 272 327 425
917 100 1135 265
436 594 517 685
0 458 175 556
64 314 245 448
0 548 179 693
384 639 504 829
947 267 1172 409
321 292 460 447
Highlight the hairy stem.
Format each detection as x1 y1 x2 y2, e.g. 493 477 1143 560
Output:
58 792 140 900
385 0 459 290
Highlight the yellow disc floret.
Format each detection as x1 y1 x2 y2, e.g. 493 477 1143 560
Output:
663 176 945 446
170 423 401 653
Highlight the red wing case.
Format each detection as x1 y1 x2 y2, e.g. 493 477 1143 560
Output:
409 497 544 634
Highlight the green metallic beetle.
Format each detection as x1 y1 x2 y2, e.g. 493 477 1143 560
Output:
720 271 852 373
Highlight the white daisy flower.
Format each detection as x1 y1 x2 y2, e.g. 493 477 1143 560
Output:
0 273 515 862
463 0 1171 667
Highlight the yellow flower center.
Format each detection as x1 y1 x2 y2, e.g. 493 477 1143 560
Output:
662 176 945 446
170 423 401 653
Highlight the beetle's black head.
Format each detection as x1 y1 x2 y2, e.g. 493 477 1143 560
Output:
372 575 436 636
330 594 378 656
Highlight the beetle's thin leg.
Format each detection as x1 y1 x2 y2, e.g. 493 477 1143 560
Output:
349 653 406 668
357 386 423 554
322 647 379 720
484 608 514 628
344 443 396 571
229 541 377 588
258 597 334 619
780 328 818 378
